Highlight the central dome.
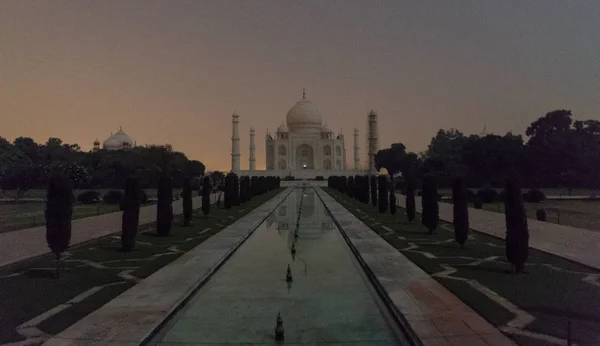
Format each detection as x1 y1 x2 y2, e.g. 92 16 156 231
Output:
286 97 322 133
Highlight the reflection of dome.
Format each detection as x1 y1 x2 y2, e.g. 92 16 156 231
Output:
103 127 134 151
286 95 322 133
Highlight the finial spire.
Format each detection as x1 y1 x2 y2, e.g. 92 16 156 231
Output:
302 88 306 99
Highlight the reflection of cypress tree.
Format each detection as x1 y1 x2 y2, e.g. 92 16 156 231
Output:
452 177 469 248
370 175 377 207
504 177 529 273
45 174 72 278
406 177 416 223
378 175 388 213
156 174 173 236
202 176 211 216
421 175 438 234
182 177 193 226
121 176 141 251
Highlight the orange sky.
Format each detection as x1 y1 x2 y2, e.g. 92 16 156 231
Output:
2 1 599 171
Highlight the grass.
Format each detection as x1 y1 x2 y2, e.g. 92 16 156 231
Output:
326 188 600 346
477 200 600 231
0 188 283 345
0 202 157 233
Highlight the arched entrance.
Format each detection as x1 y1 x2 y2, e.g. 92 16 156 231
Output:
296 144 314 169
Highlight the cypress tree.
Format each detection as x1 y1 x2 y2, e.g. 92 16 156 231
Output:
45 174 73 278
389 182 397 215
202 176 211 216
354 175 360 200
224 173 235 209
378 175 388 213
182 177 193 226
239 176 247 203
406 177 416 223
452 176 469 248
277 176 281 188
347 176 354 198
121 176 141 252
156 173 173 236
363 175 370 204
370 175 378 207
421 175 439 234
504 177 529 273
251 176 258 198
232 174 240 206
258 176 266 195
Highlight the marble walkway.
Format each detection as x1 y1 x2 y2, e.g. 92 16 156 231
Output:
318 188 514 346
396 193 600 270
44 188 292 346
0 193 220 269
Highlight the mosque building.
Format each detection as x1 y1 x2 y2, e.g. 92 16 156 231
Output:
93 127 135 151
232 90 379 178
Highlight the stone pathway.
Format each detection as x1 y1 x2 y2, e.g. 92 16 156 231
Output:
0 194 220 269
319 188 515 346
396 193 600 271
43 188 292 346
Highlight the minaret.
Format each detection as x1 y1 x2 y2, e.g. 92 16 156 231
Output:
231 112 241 173
249 127 256 171
367 110 379 174
353 128 360 171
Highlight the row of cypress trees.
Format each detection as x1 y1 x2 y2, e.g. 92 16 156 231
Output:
44 171 283 278
328 174 529 273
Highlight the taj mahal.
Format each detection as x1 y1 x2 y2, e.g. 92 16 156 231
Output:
232 90 380 179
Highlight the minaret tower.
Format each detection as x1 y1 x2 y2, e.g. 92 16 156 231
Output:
366 110 379 174
231 112 241 173
249 127 256 171
353 128 360 171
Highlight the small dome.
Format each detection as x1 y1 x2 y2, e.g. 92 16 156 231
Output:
277 123 288 133
93 139 100 145
286 96 322 133
321 124 332 133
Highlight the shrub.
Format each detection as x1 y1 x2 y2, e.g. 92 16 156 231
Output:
421 175 439 234
406 178 416 223
536 208 546 221
378 175 388 213
182 177 193 226
103 190 124 205
315 176 324 181
202 176 211 215
524 189 546 203
477 187 498 203
504 177 529 273
139 190 148 204
121 176 141 252
77 190 100 204
156 174 173 236
466 189 476 202
452 177 469 248
284 175 295 181
473 198 483 209
370 175 378 207
45 174 73 278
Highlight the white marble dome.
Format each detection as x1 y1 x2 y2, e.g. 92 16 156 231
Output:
277 123 288 133
286 97 322 133
103 127 134 150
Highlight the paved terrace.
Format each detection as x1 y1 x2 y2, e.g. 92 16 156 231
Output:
316 188 514 346
396 193 600 271
0 193 220 269
43 188 292 346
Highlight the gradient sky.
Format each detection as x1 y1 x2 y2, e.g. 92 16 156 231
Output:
1 1 599 171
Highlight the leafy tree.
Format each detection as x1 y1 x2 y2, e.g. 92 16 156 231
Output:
187 160 205 178
452 177 469 248
405 177 416 223
370 175 377 206
504 177 529 273
202 176 211 216
156 174 173 236
45 174 72 278
0 164 44 200
182 177 193 226
421 175 439 234
377 175 388 213
121 176 141 252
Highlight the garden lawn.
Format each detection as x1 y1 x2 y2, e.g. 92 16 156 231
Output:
0 188 283 344
326 188 600 346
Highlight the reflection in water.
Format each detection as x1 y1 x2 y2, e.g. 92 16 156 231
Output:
149 187 405 345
